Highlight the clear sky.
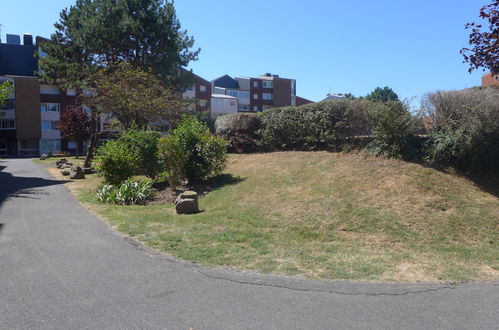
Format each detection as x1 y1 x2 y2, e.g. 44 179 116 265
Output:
0 0 487 105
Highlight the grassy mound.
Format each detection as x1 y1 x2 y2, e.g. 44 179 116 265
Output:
48 152 499 282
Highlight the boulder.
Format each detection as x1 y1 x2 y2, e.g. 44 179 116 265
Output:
175 191 199 214
56 158 68 168
61 168 71 176
61 163 73 169
40 154 48 160
70 165 85 179
82 167 94 174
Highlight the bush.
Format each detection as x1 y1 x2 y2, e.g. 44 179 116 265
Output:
365 101 420 159
96 140 139 185
158 116 228 186
95 179 154 205
423 88 499 172
215 113 263 152
259 99 371 151
118 130 161 178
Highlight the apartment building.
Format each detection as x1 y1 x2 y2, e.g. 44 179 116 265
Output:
211 73 299 112
181 69 212 113
0 34 79 157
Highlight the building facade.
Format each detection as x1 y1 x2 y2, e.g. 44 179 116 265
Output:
482 73 499 87
211 73 299 112
0 34 80 157
181 69 212 113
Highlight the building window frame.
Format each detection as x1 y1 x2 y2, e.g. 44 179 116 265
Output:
40 103 61 112
262 81 273 88
262 93 273 100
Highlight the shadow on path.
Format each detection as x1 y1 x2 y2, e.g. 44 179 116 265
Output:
0 162 69 209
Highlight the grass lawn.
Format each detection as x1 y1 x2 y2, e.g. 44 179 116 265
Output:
42 152 499 282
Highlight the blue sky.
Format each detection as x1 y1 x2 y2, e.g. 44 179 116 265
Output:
0 0 486 105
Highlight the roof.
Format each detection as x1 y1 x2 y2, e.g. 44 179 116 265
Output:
212 74 240 89
321 93 346 102
0 43 37 76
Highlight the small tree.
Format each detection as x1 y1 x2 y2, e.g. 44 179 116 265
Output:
86 63 186 129
461 0 499 76
366 87 399 102
60 106 91 157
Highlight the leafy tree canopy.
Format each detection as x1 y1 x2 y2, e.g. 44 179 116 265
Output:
365 86 399 102
0 80 14 107
461 0 499 76
39 0 199 89
60 106 91 155
85 62 186 129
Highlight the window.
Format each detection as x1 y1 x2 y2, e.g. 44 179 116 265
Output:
199 99 208 107
42 120 59 130
253 106 259 112
186 85 195 91
253 93 259 100
263 105 273 111
262 93 273 100
253 81 259 88
0 119 15 129
40 103 60 112
262 81 273 88
199 85 207 92
227 90 238 97
238 104 249 111
40 139 61 153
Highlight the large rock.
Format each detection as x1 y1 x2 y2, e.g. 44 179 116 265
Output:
70 165 85 179
56 158 68 169
82 167 94 174
175 191 199 214
61 163 73 169
40 154 48 160
61 168 71 176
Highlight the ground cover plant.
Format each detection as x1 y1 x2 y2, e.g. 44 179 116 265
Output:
40 152 499 282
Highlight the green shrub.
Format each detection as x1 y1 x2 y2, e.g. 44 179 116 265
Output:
95 179 154 205
96 140 139 185
158 116 228 186
215 113 263 152
259 99 370 151
118 129 161 178
423 88 499 172
365 101 420 159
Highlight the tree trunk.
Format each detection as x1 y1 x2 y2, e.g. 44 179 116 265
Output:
83 110 99 168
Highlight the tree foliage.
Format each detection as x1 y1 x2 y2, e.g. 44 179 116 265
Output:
39 0 199 88
461 0 499 75
365 86 399 102
0 80 13 107
60 106 91 156
85 62 185 129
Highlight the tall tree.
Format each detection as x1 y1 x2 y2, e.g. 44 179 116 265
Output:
60 106 91 158
461 0 499 76
366 87 399 102
38 0 199 166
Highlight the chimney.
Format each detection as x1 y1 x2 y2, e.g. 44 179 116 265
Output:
6 34 21 45
23 34 33 46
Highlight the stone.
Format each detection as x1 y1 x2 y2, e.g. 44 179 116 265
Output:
56 158 68 168
174 191 199 214
61 168 71 176
82 167 94 174
40 154 48 160
70 165 85 179
175 198 199 214
180 191 198 199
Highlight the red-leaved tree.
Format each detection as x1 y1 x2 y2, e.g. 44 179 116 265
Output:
60 106 91 158
461 1 499 76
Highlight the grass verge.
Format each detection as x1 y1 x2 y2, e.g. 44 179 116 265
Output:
41 152 499 282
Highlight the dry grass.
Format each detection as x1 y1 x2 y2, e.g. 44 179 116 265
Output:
39 152 499 282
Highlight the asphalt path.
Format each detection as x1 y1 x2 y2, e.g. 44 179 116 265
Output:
1 158 498 329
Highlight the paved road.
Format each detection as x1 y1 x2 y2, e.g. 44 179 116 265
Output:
0 158 498 329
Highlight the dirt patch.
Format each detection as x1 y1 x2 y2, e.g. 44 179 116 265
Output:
147 173 244 205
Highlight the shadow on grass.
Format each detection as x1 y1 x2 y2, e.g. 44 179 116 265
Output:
150 173 245 205
462 173 499 198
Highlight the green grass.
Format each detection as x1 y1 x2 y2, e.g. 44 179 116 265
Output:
41 152 499 282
